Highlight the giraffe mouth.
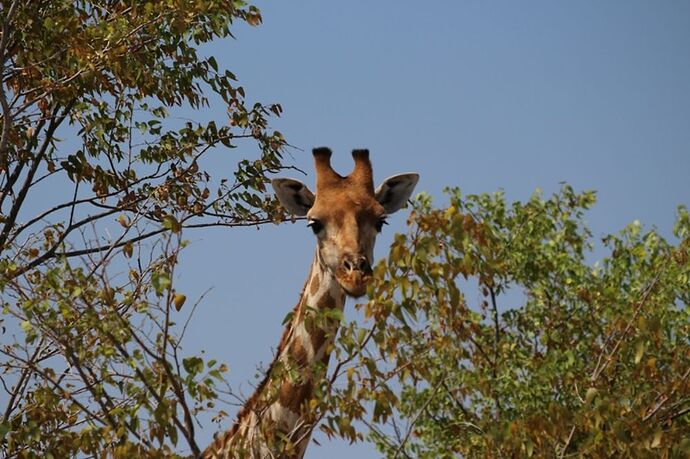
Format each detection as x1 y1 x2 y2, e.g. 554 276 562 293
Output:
336 271 372 298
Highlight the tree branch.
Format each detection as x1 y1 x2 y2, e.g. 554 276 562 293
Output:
0 99 75 252
392 376 445 459
0 0 20 165
489 285 502 415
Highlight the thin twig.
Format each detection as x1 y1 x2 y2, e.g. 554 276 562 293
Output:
590 271 662 382
392 376 445 459
559 426 576 459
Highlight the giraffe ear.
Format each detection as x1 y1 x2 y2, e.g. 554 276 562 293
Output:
272 178 315 216
375 173 419 214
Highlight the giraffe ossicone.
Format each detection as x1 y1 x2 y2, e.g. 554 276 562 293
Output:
202 148 418 458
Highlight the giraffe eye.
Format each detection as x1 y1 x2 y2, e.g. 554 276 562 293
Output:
375 217 388 233
307 219 324 234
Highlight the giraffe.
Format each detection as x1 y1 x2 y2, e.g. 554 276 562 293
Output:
202 148 418 458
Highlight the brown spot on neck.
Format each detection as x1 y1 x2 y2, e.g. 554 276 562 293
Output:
288 339 310 368
278 379 313 413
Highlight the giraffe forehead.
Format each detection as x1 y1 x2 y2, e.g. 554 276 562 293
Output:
310 188 384 222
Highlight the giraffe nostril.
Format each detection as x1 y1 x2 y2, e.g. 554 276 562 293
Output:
342 259 353 272
357 257 371 273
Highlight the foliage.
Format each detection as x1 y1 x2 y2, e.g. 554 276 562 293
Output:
3 2 689 459
0 1 286 457
323 186 690 458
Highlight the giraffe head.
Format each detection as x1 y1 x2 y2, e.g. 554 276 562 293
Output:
272 148 419 297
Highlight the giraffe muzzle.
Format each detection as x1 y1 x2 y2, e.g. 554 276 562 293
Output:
337 255 373 297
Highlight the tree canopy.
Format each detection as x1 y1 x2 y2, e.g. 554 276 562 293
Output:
323 186 690 458
0 1 287 457
2 1 689 459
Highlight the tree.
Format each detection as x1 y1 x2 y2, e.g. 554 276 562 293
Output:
0 1 287 457
4 3 689 459
322 186 690 457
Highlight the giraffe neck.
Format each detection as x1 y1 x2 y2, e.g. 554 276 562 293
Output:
204 252 346 458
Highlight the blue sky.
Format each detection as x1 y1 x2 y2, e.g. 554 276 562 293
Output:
176 2 690 456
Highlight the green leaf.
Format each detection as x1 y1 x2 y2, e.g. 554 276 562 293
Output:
634 340 646 364
183 356 204 376
151 271 171 296
162 215 181 233
0 423 10 439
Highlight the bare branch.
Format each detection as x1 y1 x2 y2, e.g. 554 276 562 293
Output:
0 99 76 252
